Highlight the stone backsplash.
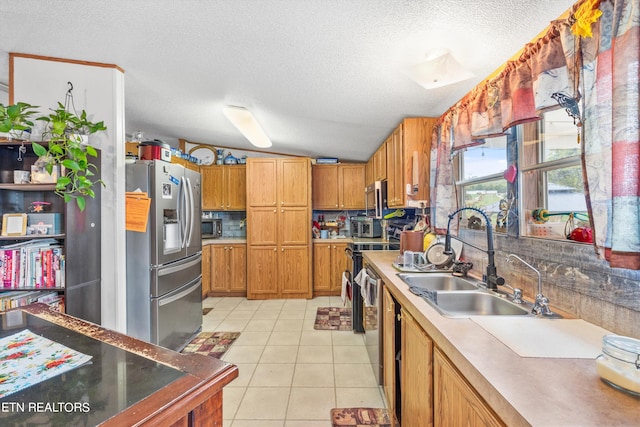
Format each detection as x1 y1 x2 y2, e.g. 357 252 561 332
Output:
459 229 640 339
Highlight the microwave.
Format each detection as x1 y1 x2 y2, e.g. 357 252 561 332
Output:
365 180 387 219
351 217 382 238
202 218 222 238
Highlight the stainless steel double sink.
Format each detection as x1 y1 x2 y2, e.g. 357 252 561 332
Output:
398 273 532 317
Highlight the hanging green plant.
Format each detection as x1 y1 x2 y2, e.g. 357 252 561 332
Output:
32 102 107 212
0 102 39 140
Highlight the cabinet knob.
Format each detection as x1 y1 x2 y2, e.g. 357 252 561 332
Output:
281 209 284 213
281 248 284 252
273 209 277 213
273 248 277 252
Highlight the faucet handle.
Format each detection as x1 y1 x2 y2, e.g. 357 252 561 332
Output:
512 288 523 304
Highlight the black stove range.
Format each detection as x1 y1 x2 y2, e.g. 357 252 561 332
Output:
346 238 399 333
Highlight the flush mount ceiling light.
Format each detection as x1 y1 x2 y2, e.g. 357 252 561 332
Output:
223 105 272 148
405 48 474 90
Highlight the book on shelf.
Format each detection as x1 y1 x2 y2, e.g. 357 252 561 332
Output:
0 290 62 311
0 239 64 289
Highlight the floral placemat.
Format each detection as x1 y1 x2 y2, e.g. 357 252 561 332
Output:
0 329 93 398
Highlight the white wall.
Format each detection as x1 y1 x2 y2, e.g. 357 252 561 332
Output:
12 55 126 332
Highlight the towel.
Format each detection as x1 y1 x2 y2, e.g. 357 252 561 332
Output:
354 269 375 307
341 271 350 305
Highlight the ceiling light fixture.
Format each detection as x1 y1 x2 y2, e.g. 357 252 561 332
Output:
405 48 474 90
223 105 272 148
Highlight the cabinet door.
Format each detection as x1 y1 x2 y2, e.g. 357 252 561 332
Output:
374 143 387 181
201 245 212 298
247 207 279 245
313 243 333 292
312 165 339 209
279 245 311 298
280 207 310 245
279 158 310 207
201 167 225 210
247 159 277 206
365 157 374 187
402 308 434 427
382 286 397 419
385 136 396 206
209 245 229 292
390 125 404 207
226 165 246 210
331 243 350 292
229 244 247 292
246 246 279 299
338 164 365 209
434 348 504 427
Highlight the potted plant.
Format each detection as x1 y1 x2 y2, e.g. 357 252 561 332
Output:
0 102 39 140
32 102 107 212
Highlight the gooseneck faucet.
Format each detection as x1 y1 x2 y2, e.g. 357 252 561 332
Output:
506 254 552 316
444 207 504 290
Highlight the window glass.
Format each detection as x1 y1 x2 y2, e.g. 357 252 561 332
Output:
461 179 508 226
521 108 580 168
520 109 587 241
461 135 508 180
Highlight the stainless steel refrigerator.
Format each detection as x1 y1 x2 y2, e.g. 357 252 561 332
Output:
125 160 202 351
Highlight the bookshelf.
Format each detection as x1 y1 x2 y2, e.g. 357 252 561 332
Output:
0 140 101 323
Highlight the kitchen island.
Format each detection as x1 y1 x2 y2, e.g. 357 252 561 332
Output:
363 251 639 427
0 304 238 426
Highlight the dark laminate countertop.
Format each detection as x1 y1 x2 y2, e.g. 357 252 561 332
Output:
0 304 238 426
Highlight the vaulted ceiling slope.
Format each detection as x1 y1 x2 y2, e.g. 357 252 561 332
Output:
0 0 574 161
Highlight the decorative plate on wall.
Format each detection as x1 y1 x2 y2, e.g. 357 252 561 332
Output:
189 145 216 166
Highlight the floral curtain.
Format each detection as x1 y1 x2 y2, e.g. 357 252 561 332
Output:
432 116 459 234
579 0 640 269
432 0 640 269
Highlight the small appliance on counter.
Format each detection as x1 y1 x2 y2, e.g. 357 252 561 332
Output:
350 217 382 238
202 217 222 238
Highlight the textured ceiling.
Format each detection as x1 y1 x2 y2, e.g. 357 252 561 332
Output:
0 0 574 161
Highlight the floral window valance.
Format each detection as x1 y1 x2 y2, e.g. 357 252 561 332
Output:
433 0 640 270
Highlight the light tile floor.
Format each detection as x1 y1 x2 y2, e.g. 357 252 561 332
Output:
201 296 386 427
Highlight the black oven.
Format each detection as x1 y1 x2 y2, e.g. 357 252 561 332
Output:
345 239 399 334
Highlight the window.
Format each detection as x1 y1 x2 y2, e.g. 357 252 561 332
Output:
457 134 509 230
520 108 588 239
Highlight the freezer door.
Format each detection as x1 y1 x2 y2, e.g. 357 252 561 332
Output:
151 278 202 351
151 253 202 298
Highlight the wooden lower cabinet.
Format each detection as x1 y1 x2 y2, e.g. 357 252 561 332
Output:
202 245 212 298
382 286 398 421
313 241 349 296
204 243 247 297
434 347 504 427
401 307 433 427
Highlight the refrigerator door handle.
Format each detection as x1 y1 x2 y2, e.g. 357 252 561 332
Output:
185 176 195 247
157 255 202 277
179 176 189 249
158 279 201 307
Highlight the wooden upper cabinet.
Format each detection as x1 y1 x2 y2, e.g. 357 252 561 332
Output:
226 165 246 210
338 164 365 209
279 159 310 207
312 163 365 210
201 165 246 211
365 157 374 187
385 117 435 208
312 165 339 209
201 167 224 210
373 143 387 181
247 159 278 206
